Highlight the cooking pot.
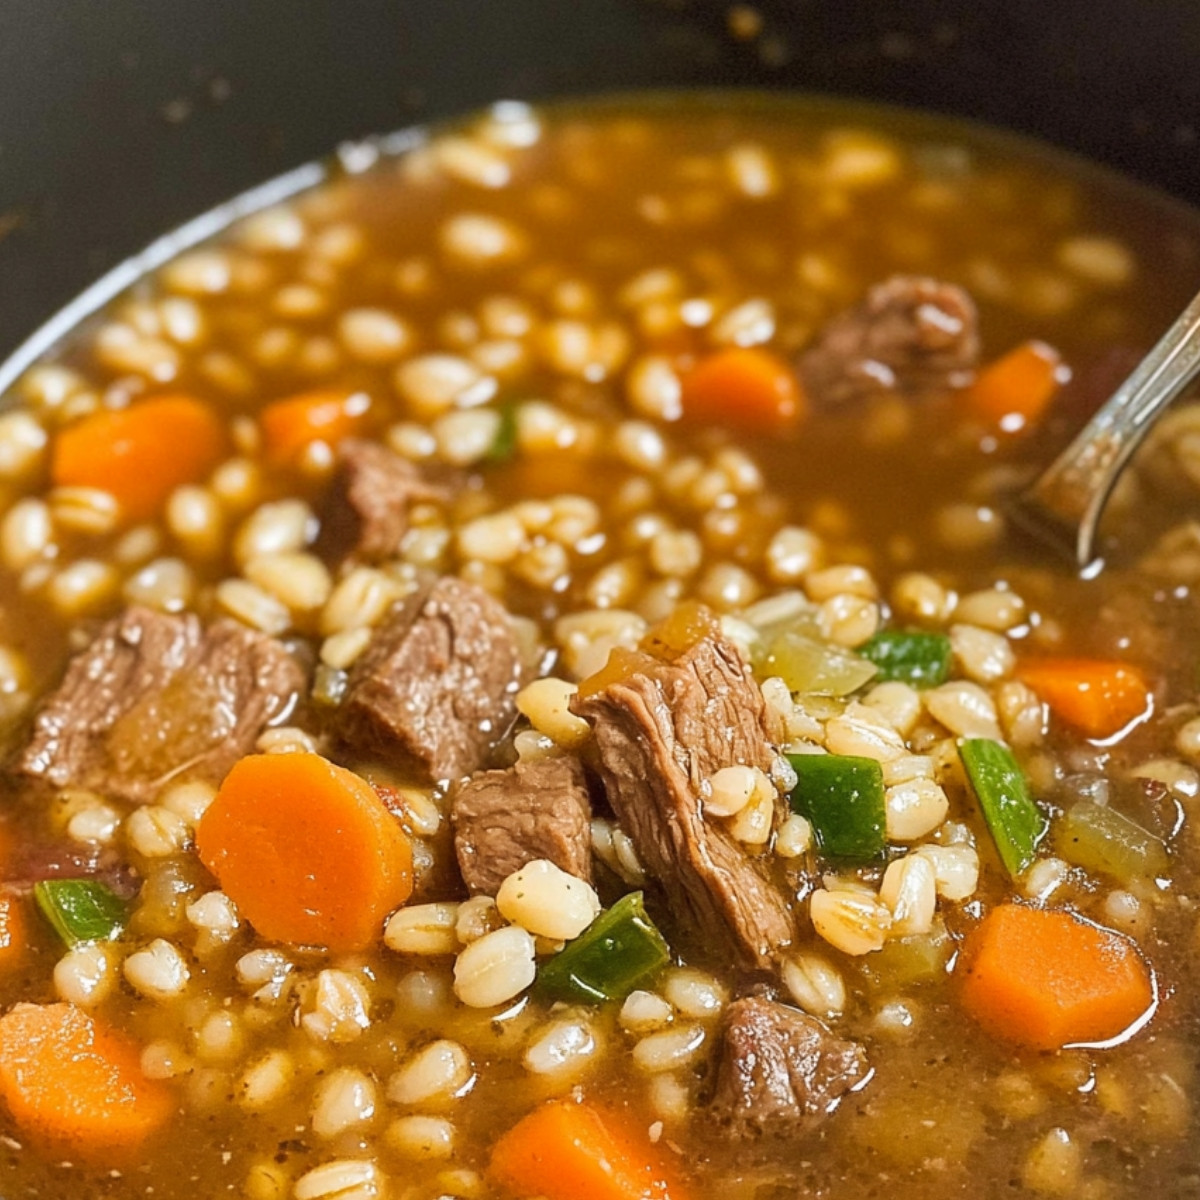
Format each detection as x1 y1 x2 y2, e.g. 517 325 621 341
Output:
2 0 1199 363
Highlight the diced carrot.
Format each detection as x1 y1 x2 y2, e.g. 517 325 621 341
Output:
960 903 1154 1050
680 347 805 432
0 893 29 973
51 394 227 523
195 752 413 952
966 340 1064 431
1015 658 1152 739
0 1003 172 1159
490 1098 689 1200
259 388 369 465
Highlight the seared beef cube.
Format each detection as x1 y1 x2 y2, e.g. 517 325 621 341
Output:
798 275 979 408
708 996 868 1139
452 757 593 895
17 607 306 805
4 841 139 900
338 577 522 783
318 439 448 564
571 630 796 972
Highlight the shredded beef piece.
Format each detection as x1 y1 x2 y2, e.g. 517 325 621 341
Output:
338 577 523 784
707 995 868 1139
16 606 305 805
452 757 593 895
797 275 979 407
4 841 139 900
317 439 449 564
570 631 796 972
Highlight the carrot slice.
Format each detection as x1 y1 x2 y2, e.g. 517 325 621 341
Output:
0 1003 172 1159
680 347 804 432
490 1098 688 1200
1015 658 1152 739
51 394 227 523
259 389 369 465
195 752 413 951
0 893 29 973
966 340 1064 431
960 904 1153 1050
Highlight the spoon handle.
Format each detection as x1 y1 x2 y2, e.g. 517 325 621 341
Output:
1016 286 1200 566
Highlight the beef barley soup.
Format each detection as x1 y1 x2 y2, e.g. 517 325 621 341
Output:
1 94 1200 1200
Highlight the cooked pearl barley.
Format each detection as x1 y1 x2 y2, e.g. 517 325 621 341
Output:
49 485 119 535
806 564 878 602
215 578 291 634
233 499 314 565
523 1016 598 1075
697 562 760 611
195 1011 244 1064
1129 757 1200 800
782 952 846 1017
765 526 823 583
337 308 411 363
320 568 405 636
954 587 1026 631
236 948 293 1003
1 498 52 570
124 939 190 999
891 572 954 623
914 844 980 901
293 1158 384 1200
825 702 907 762
726 778 775 845
456 511 525 564
705 765 758 817
385 902 461 956
161 780 217 825
950 623 1015 684
47 560 119 617
141 1039 190 1082
125 806 190 857
244 552 332 612
810 889 892 955
1022 1127 1081 1195
496 859 601 941
775 813 813 858
626 354 683 421
620 990 674 1033
440 212 527 266
1057 235 1134 286
710 297 775 347
453 924 537 1007
395 354 493 417
54 943 115 1007
0 411 46 480
186 891 241 941
312 1068 377 1139
662 968 727 1020
924 681 1002 740
256 725 317 755
885 778 950 841
649 529 702 578
388 1039 473 1105
302 970 371 1043
386 1115 455 1160
454 895 503 946
66 802 121 845
633 1023 706 1073
516 677 590 748
433 408 502 466
879 854 938 936
649 1072 691 1122
820 594 880 647
863 682 922 737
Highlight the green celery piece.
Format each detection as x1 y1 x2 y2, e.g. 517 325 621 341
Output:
762 630 877 696
958 738 1048 877
34 879 129 948
1056 801 1169 883
788 753 886 861
536 891 669 1004
859 919 954 990
858 630 952 688
486 401 519 463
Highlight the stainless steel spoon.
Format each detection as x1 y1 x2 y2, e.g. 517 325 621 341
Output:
1010 287 1200 569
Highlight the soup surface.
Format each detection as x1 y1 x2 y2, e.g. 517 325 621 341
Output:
1 95 1200 1200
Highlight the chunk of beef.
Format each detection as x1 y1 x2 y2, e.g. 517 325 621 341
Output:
318 439 449 564
16 607 305 805
338 577 523 784
4 841 139 900
452 757 593 895
798 275 979 408
708 996 868 1139
570 630 796 972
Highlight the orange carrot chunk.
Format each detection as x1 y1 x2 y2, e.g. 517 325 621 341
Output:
966 340 1064 431
195 752 413 952
680 347 805 432
0 1003 172 1159
960 904 1153 1050
51 394 227 523
260 389 369 465
490 1098 689 1200
0 893 29 973
1015 658 1152 739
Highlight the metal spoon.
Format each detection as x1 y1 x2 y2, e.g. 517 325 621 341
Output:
1010 286 1200 569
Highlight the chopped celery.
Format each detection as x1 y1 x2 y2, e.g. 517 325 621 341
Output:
788 753 886 861
761 630 877 696
1056 801 1169 883
486 401 519 463
34 879 129 948
536 891 669 1004
858 630 952 688
859 919 954 990
959 738 1048 877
